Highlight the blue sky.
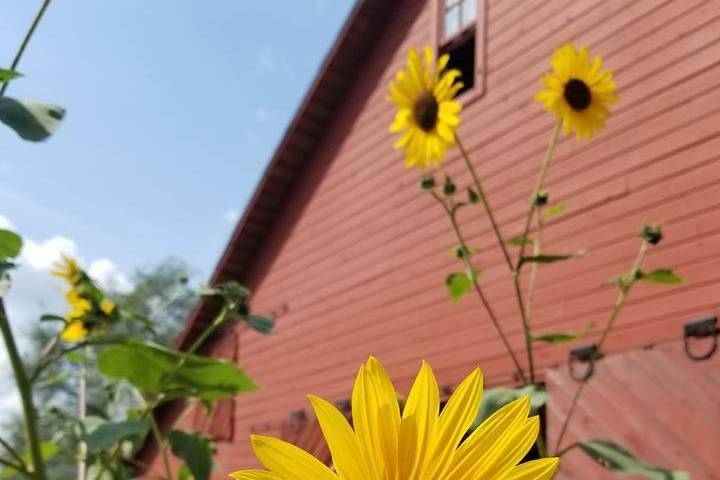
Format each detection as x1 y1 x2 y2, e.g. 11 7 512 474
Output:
1 0 354 283
0 1 355 412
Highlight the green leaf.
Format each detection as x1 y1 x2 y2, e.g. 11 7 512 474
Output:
519 253 580 266
82 420 150 453
36 371 72 389
467 188 480 204
0 97 65 141
40 314 66 323
169 430 215 480
198 281 250 310
542 203 568 219
639 269 683 284
532 322 595 344
246 315 275 334
579 439 689 479
446 272 472 303
470 385 548 431
0 230 22 260
0 69 21 84
178 466 192 480
97 340 257 401
507 236 533 247
64 351 88 364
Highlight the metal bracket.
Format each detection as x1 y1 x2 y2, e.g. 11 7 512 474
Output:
683 315 719 361
568 344 603 382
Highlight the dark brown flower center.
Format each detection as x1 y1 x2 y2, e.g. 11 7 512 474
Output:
563 79 592 111
413 91 439 132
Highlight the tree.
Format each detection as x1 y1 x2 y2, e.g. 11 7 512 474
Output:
1 257 196 479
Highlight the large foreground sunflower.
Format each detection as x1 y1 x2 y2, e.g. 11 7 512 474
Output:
231 358 558 480
389 46 463 169
535 43 617 139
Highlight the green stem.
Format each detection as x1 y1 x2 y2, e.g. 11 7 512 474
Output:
527 212 546 456
516 122 562 263
556 442 581 458
525 212 543 322
29 335 125 384
431 193 528 384
553 240 649 454
513 122 562 384
0 0 53 97
0 456 28 475
107 305 233 476
148 412 173 480
77 347 88 480
455 136 514 272
0 436 26 471
153 304 230 393
0 300 46 480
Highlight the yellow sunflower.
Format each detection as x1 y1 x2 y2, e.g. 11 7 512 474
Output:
389 46 463 169
66 290 92 319
51 254 82 285
100 298 116 316
61 319 88 342
535 43 617 139
230 357 558 480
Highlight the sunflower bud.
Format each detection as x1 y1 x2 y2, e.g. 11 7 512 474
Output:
640 224 663 245
443 176 456 196
533 190 549 206
420 175 435 191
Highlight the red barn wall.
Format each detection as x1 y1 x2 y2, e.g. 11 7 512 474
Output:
147 0 720 477
546 340 720 479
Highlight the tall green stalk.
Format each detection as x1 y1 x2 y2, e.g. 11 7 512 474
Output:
431 193 528 384
553 240 649 454
456 122 561 385
0 300 46 480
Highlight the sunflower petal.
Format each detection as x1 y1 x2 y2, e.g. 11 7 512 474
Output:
399 361 439 479
229 470 283 480
424 368 483 478
308 395 370 480
446 396 531 480
251 435 337 480
502 458 560 480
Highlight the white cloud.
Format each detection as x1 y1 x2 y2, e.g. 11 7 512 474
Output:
22 236 78 270
88 259 132 294
0 214 14 229
0 214 134 420
223 208 240 224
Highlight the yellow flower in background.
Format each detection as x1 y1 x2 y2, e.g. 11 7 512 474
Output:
51 254 82 285
389 46 463 169
230 358 558 480
536 43 617 139
66 290 91 319
100 298 115 316
61 319 88 342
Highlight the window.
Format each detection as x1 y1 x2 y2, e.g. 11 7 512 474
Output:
435 0 486 101
443 0 476 38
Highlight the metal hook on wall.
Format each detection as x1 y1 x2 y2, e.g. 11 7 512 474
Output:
568 344 603 382
683 315 719 361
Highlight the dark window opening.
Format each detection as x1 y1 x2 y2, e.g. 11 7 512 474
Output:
440 28 476 96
